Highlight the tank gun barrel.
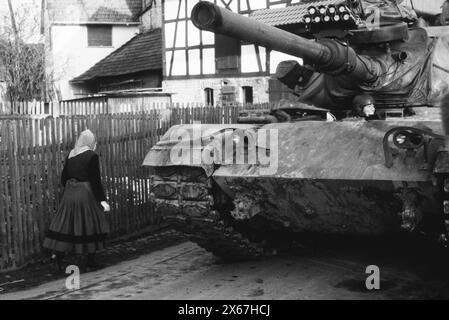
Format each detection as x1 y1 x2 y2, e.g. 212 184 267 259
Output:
191 1 383 83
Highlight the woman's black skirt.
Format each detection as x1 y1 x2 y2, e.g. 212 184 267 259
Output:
43 179 110 254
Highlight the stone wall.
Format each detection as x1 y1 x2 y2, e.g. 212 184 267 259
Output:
163 76 270 105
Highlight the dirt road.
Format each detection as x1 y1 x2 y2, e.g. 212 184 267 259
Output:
2 240 448 300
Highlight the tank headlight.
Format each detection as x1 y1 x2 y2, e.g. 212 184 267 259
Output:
393 131 425 149
308 6 317 15
409 133 424 147
395 134 407 145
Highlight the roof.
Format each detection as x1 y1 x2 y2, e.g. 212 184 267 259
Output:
72 29 162 83
47 0 143 23
249 0 345 26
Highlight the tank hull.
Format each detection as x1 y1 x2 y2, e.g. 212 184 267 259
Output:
211 119 444 237
144 117 448 258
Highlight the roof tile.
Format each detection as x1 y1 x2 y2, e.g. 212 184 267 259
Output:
47 0 143 23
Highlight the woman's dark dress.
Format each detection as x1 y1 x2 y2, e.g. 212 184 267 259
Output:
43 150 110 254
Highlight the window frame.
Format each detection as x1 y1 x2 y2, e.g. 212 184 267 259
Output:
204 88 214 106
87 24 113 48
242 86 254 104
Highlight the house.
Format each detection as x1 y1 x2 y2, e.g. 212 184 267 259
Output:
45 0 158 100
70 28 162 94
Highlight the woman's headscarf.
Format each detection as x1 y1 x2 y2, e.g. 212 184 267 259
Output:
69 129 96 159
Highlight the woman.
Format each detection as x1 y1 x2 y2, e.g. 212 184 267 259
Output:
43 129 111 271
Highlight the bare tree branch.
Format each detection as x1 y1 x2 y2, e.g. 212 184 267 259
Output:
7 0 18 42
1 0 46 105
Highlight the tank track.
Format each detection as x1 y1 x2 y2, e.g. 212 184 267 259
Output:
150 166 274 260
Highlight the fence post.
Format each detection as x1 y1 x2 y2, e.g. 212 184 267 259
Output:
7 121 23 268
53 101 60 118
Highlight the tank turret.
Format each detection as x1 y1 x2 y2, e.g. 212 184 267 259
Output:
191 1 449 110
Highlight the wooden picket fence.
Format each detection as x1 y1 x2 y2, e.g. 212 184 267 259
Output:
0 97 275 117
0 99 109 116
0 104 242 271
0 101 55 116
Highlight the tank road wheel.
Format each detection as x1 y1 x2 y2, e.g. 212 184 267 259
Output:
150 167 275 261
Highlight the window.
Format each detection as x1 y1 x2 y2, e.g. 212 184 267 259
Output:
242 86 253 104
87 25 112 47
221 86 237 105
205 88 214 106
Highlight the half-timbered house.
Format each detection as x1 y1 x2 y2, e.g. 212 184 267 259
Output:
162 0 305 105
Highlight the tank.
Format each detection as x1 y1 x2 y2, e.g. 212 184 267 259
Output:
144 0 449 260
